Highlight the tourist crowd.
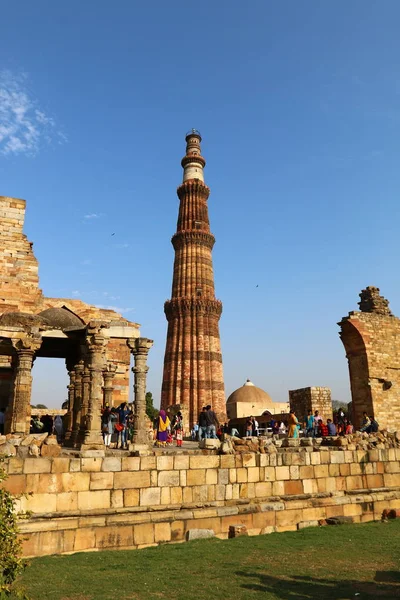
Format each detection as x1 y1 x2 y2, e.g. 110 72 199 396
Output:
283 408 379 438
25 402 380 450
101 403 134 449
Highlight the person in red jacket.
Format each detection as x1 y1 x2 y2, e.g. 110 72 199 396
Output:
319 420 328 437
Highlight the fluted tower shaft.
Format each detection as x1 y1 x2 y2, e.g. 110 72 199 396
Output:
161 131 225 427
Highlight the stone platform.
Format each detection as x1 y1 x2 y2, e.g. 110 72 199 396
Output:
1 445 400 557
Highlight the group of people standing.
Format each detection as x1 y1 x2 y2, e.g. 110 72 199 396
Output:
286 408 378 438
197 405 220 439
245 416 259 437
154 405 221 446
101 402 133 449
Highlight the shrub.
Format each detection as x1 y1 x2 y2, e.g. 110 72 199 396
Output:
0 460 29 599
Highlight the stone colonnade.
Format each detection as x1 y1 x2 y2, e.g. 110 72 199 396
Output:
3 321 153 449
5 335 42 435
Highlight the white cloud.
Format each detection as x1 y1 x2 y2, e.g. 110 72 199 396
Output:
0 70 66 156
71 290 80 296
115 243 130 249
83 213 103 220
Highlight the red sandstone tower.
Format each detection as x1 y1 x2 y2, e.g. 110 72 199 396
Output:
161 130 225 426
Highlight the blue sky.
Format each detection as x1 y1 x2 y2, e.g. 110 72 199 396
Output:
1 1 400 408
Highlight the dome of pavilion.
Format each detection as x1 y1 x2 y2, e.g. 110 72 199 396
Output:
38 307 84 330
226 379 274 406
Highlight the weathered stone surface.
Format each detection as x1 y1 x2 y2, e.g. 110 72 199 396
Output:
289 387 333 425
281 439 300 448
101 457 122 472
186 529 215 541
2 445 400 558
20 433 48 447
339 287 400 432
300 438 313 447
228 524 248 538
297 520 319 530
28 444 40 457
0 443 16 456
198 439 220 450
43 435 58 446
41 444 61 457
326 516 354 525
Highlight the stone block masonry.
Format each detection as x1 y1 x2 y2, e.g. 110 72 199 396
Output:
339 287 400 431
1 448 399 557
0 197 42 313
289 387 333 423
0 195 143 434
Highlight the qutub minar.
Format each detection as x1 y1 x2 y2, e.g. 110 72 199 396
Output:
161 130 226 426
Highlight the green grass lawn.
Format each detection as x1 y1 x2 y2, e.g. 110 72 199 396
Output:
19 520 400 600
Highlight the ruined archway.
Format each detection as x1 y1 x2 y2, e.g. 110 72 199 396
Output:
339 319 373 429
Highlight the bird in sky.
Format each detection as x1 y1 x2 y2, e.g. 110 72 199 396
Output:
111 233 115 236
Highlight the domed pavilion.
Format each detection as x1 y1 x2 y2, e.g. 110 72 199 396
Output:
226 379 287 419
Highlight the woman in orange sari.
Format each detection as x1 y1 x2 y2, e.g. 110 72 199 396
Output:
288 410 299 438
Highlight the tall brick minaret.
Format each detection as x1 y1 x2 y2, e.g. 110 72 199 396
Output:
161 130 225 426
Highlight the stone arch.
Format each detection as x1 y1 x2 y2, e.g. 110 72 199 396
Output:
339 320 373 428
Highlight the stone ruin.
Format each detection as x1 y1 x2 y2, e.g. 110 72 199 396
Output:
0 196 153 449
339 286 400 432
1 195 400 559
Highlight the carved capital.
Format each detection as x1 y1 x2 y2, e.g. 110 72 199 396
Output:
11 333 42 354
127 337 154 356
103 363 117 385
86 320 110 352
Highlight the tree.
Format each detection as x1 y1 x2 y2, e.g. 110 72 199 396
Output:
34 404 47 410
145 392 159 422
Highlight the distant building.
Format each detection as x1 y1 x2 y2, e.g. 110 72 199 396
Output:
226 379 287 420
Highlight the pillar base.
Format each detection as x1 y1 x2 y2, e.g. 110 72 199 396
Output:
78 446 106 455
128 442 152 455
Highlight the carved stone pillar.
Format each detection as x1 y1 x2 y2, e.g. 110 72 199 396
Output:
128 337 153 446
103 363 117 408
80 322 109 449
78 366 91 440
63 369 76 443
70 361 84 446
5 336 41 435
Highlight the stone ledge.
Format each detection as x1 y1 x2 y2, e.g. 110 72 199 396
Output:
19 487 400 550
20 487 400 526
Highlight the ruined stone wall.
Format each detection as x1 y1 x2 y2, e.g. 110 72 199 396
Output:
106 339 131 406
0 356 13 411
289 387 333 423
339 288 400 432
1 448 399 557
0 197 43 314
